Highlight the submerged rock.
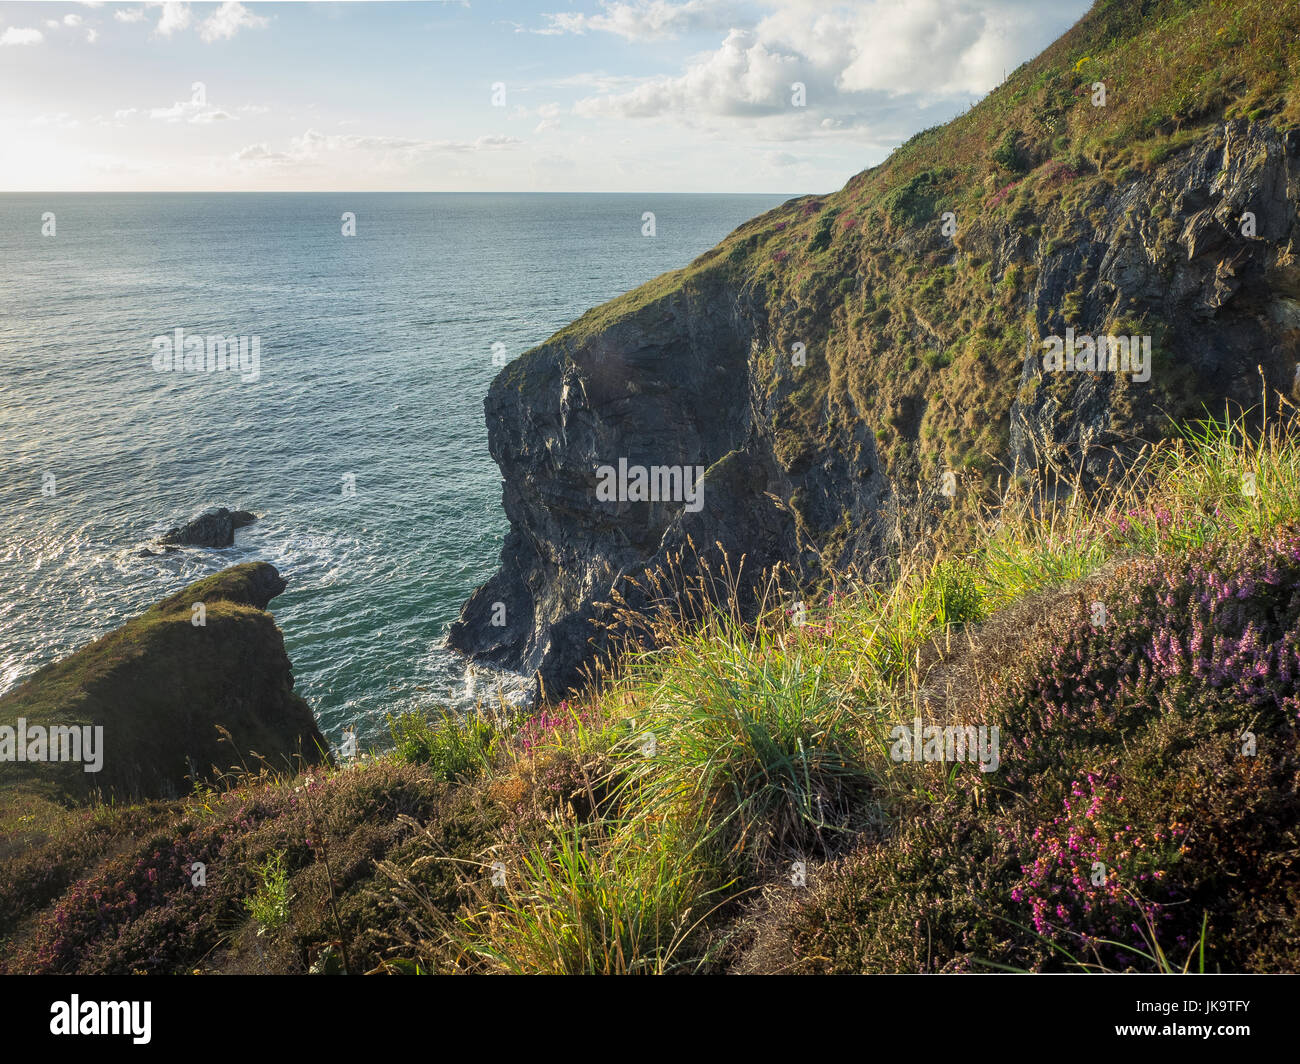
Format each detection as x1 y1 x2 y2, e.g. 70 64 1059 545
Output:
159 508 258 549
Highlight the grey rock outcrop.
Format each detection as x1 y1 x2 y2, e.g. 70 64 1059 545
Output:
159 508 258 549
1005 120 1300 488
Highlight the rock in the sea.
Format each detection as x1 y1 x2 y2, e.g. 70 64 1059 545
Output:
0 562 327 804
159 507 258 549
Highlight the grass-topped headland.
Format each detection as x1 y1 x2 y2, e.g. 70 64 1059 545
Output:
0 562 327 809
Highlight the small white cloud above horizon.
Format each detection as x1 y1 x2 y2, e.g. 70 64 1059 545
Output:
538 0 741 40
154 1 191 37
231 129 525 171
0 27 44 47
200 2 267 43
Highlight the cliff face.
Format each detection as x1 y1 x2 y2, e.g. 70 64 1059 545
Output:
0 563 327 803
449 270 815 696
451 0 1300 698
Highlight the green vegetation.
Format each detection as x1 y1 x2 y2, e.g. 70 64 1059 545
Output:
455 822 719 974
611 628 872 869
387 708 504 782
992 129 1030 173
882 169 950 227
245 850 292 934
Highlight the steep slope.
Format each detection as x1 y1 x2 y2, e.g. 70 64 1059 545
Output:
0 563 327 804
451 0 1300 698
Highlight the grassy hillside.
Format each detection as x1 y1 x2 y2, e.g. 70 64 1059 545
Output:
5 407 1299 973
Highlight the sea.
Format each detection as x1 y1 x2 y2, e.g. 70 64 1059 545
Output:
0 192 791 748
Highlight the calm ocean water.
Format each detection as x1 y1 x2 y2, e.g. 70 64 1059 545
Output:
0 192 790 746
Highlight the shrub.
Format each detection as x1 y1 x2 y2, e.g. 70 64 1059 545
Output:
515 701 592 754
456 822 721 974
992 529 1300 968
882 170 947 228
992 129 1030 174
244 849 292 934
614 621 875 870
387 708 503 781
749 527 1300 973
809 209 841 253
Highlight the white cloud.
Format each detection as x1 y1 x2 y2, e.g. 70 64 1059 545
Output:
41 16 88 31
0 27 44 46
114 8 147 23
199 1 268 43
548 72 648 93
148 98 233 123
569 0 1085 139
112 90 236 125
155 1 192 37
467 135 521 151
765 0 991 97
232 130 523 169
29 112 80 129
575 28 811 120
534 101 562 133
539 0 741 41
87 28 98 43
235 143 289 163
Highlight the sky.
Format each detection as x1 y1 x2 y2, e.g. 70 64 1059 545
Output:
0 0 1093 192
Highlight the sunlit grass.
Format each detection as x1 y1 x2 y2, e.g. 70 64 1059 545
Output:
466 410 1300 968
456 819 728 975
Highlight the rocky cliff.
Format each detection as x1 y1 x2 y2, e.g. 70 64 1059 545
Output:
451 0 1300 699
0 563 327 804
